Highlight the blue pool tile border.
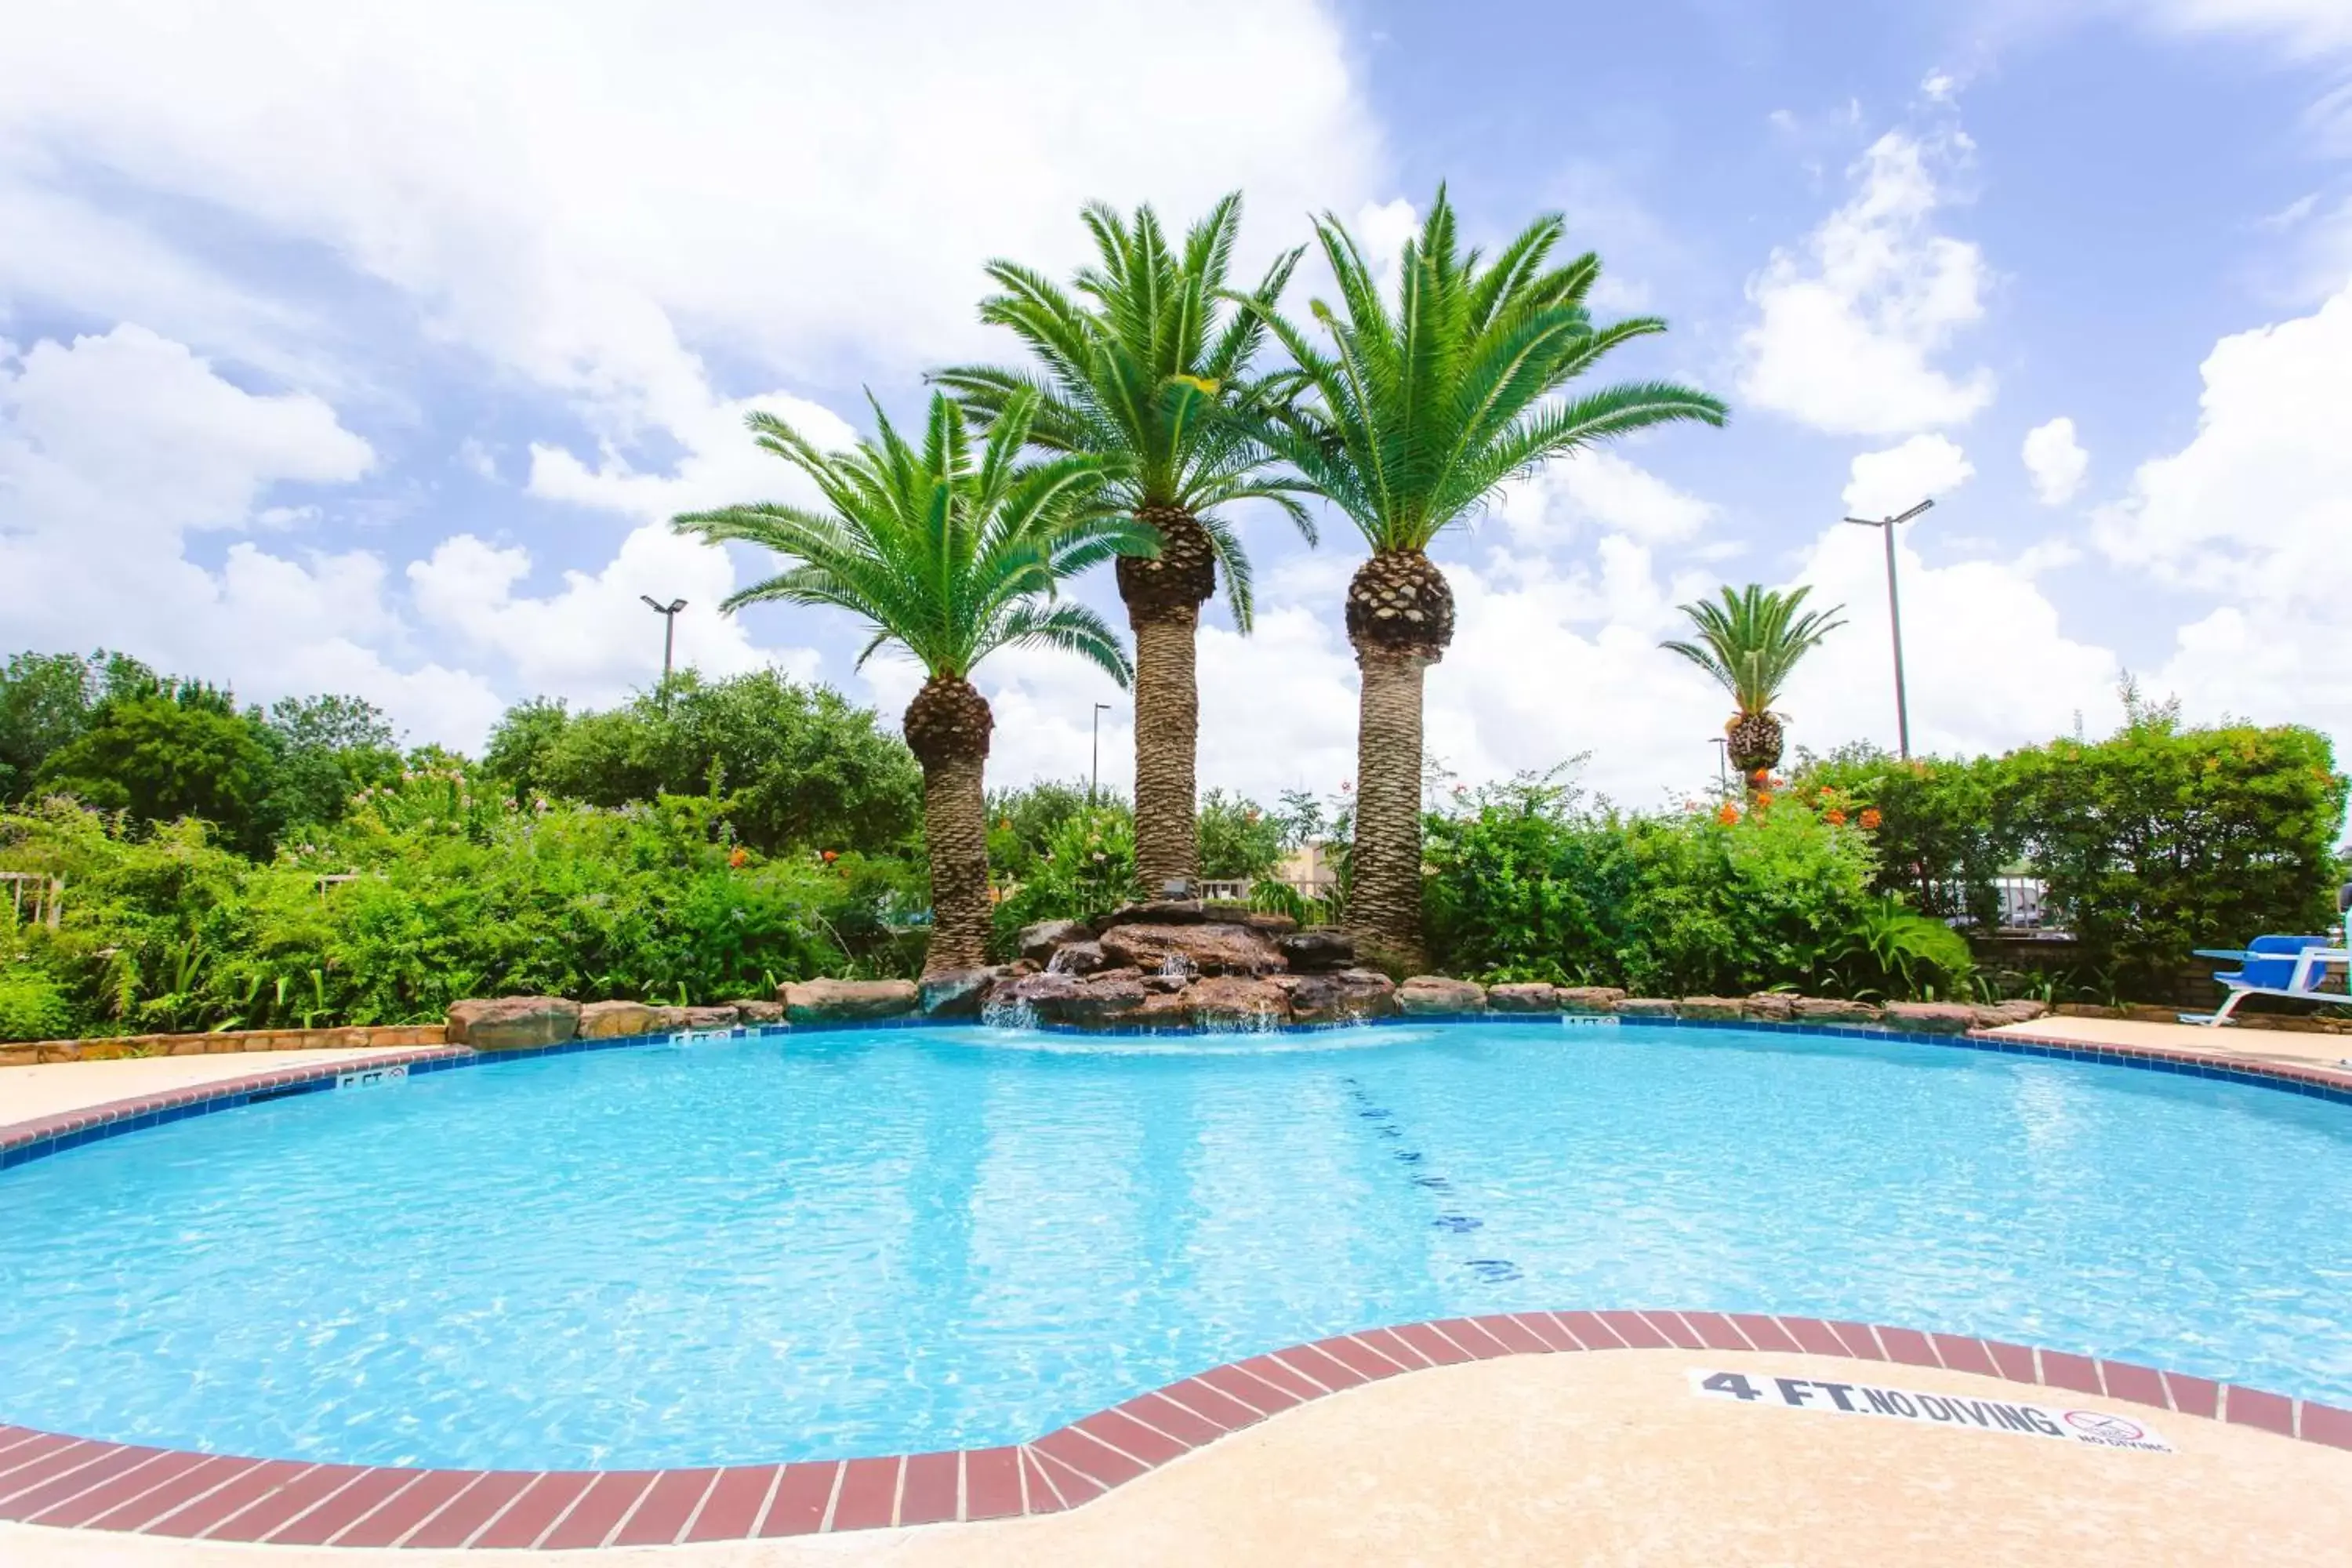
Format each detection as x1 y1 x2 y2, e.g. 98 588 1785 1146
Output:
4 1008 2345 1174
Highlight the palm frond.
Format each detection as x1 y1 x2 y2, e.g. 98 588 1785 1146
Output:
1661 584 1847 715
1229 187 1729 559
936 192 1308 624
672 388 1128 688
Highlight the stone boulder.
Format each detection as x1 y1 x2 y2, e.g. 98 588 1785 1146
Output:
1018 920 1094 963
1398 975 1486 1015
1276 928 1356 974
728 999 786 1024
447 996 581 1050
577 1000 662 1040
1677 996 1746 1021
1044 940 1110 975
1486 982 1559 1014
1099 921 1284 977
1557 986 1626 1014
1973 999 2049 1028
1242 911 1300 935
781 978 919 1024
1884 1000 1977 1035
1617 997 1678 1018
919 968 1003 1018
1791 996 1882 1024
990 970 1150 1028
1740 994 1795 1024
678 1005 740 1030
1275 968 1398 1025
1184 975 1292 1028
1102 898 1204 926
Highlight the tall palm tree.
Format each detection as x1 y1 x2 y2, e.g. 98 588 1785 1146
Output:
673 390 1149 975
931 194 1314 895
1241 189 1728 969
1661 584 1846 792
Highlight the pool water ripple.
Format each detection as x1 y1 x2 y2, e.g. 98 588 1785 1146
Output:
0 1022 2344 1469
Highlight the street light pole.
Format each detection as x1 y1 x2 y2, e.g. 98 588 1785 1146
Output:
1839 499 1933 759
1091 702 1111 804
639 596 688 707
1709 736 1730 795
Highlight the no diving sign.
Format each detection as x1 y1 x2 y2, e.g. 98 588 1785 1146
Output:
1690 1369 2172 1453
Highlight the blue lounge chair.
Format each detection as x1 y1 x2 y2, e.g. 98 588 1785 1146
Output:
2181 935 2350 1025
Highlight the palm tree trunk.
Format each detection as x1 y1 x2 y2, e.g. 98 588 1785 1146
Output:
1118 504 1217 895
903 674 994 976
1348 647 1428 973
920 750 991 975
1129 604 1200 894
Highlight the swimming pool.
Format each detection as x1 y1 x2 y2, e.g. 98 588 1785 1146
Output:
2 1022 2345 1469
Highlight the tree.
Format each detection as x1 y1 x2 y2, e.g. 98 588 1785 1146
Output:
261 694 403 838
932 194 1313 893
34 695 278 853
1661 584 1845 791
481 673 923 855
673 390 1149 974
1241 189 1727 967
480 697 571 804
0 650 162 800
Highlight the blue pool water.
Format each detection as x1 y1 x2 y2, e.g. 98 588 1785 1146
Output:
1 1022 2346 1468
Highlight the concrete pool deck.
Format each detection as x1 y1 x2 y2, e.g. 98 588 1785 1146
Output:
2 1028 2347 1563
3 1348 2343 1566
0 1047 434 1123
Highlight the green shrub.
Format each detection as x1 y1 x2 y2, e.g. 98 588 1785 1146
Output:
1424 775 1891 996
989 805 1139 956
0 966 73 1041
0 775 922 1040
1198 789 1285 882
479 670 923 856
1798 698 2347 996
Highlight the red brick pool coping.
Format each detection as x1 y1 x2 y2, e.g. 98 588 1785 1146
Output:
3 1027 2348 1549
2 1309 2345 1549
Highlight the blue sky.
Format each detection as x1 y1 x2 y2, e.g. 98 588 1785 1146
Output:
2 0 2346 811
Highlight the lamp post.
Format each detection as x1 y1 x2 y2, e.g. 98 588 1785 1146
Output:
1709 736 1730 795
639 596 688 707
1839 499 1933 759
1091 702 1112 804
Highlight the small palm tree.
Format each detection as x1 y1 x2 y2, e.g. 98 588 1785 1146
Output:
1661 584 1846 790
673 390 1151 975
1240 188 1727 968
931 194 1315 894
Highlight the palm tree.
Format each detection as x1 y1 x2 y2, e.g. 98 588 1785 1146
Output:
673 390 1150 975
1240 189 1728 968
1661 584 1846 791
931 194 1315 895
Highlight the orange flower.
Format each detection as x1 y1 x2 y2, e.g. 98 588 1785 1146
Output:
1823 808 1848 826
1859 808 1882 830
1715 803 1740 826
821 849 839 863
1753 790 1775 809
728 847 749 868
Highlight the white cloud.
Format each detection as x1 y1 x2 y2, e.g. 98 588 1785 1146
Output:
1494 448 1719 547
1842 434 1975 517
0 325 502 746
408 524 815 712
0 1 1377 437
0 0 1381 752
2096 279 2352 762
2147 0 2352 58
528 390 858 524
1780 524 2122 761
1740 130 1996 435
2021 416 2089 506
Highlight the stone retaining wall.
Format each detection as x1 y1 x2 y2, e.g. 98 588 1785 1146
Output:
1 1023 448 1069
